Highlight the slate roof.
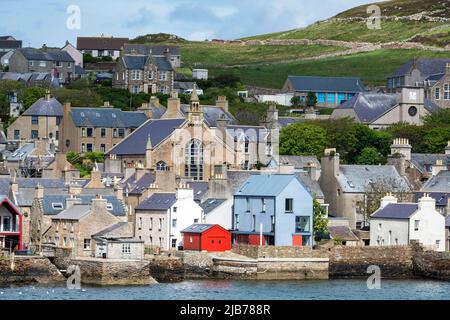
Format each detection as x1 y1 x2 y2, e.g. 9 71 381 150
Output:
277 117 305 128
180 105 235 127
295 172 324 199
77 37 129 50
286 76 365 93
0 40 22 50
154 57 173 71
415 192 448 207
0 72 51 83
410 154 450 174
7 143 36 162
226 125 268 143
371 203 418 219
278 155 320 170
200 199 228 215
236 174 300 197
389 58 450 78
22 97 63 117
181 224 217 234
16 178 66 189
122 55 173 71
187 182 209 202
52 204 91 220
70 108 147 128
92 222 132 238
328 226 359 241
41 194 126 216
108 118 185 156
18 48 74 62
123 44 181 56
135 193 177 211
337 165 411 193
421 170 450 192
126 172 156 195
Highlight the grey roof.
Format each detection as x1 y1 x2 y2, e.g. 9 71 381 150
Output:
226 125 268 143
278 155 320 170
52 204 91 220
337 165 411 193
410 154 450 174
415 192 448 207
0 72 51 83
236 174 301 197
371 203 418 219
277 117 305 128
188 182 209 202
7 143 36 162
175 81 196 91
0 178 10 195
154 57 173 71
328 226 359 241
16 178 66 189
295 172 324 199
422 170 450 192
41 194 126 216
123 55 148 70
18 47 74 62
286 76 365 93
108 118 185 156
389 58 450 78
200 199 227 215
126 172 156 195
70 108 147 128
180 105 235 127
92 222 132 238
136 193 177 211
23 97 63 117
77 37 129 50
0 40 22 50
181 224 218 234
123 44 180 56
333 93 398 123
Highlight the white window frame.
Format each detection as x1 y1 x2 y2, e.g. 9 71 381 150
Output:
122 243 131 254
444 84 450 100
131 70 141 81
435 87 440 100
83 239 91 250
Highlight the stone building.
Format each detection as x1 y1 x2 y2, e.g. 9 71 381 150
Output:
59 101 148 154
45 196 125 258
319 148 412 229
9 46 75 85
331 87 440 130
7 91 63 147
427 62 450 109
113 53 174 94
77 36 129 60
105 92 273 181
122 44 181 68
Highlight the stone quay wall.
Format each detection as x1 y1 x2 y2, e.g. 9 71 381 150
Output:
232 245 328 259
0 256 65 286
412 247 450 281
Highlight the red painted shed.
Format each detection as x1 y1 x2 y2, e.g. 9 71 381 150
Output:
181 224 231 252
0 196 23 251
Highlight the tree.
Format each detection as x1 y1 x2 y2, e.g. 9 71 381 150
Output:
18 87 46 109
313 198 328 240
280 123 329 158
290 96 301 107
306 91 317 108
422 127 450 153
356 147 380 165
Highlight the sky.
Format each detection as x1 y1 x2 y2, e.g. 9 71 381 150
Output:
1 0 375 47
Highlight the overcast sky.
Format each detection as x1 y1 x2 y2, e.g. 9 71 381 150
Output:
1 0 375 47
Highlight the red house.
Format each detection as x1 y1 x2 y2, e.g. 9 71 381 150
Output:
181 224 231 252
0 196 23 251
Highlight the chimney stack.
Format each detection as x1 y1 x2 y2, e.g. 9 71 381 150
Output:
35 183 44 199
91 195 108 214
390 138 412 161
66 194 81 209
380 193 398 209
216 96 229 113
418 193 435 211
164 91 181 119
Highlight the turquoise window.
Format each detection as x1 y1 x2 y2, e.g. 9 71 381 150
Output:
338 93 346 104
317 92 326 103
326 93 336 103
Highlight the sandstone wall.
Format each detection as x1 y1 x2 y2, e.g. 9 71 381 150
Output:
413 249 450 281
233 245 328 259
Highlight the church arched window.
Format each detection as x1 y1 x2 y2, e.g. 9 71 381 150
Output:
156 161 168 171
184 139 204 180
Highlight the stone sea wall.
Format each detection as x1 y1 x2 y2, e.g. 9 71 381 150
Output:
0 256 65 286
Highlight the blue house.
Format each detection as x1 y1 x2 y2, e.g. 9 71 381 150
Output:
232 174 314 247
282 76 365 107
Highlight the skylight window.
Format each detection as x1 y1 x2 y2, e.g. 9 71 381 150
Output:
52 203 64 210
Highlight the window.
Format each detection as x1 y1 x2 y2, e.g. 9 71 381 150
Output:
81 128 86 137
173 207 177 214
244 141 249 153
172 219 177 228
100 144 106 153
194 219 199 223
100 128 106 138
444 84 450 100
435 87 440 100
83 239 91 250
234 214 239 230
295 216 310 233
378 223 382 231
56 131 59 140
156 161 168 171
242 160 250 170
148 71 153 80
81 143 86 153
132 86 140 94
414 220 420 231
31 130 39 139
149 218 153 230
122 243 131 254
138 217 143 230
131 70 141 80
63 237 67 246
436 240 440 247
184 139 204 181
159 72 167 81
86 143 93 152
31 116 39 125
252 215 256 232
261 198 267 213
189 236 193 243
39 61 46 67
2 217 11 232
118 128 125 138
86 127 93 137
52 203 64 210
271 215 275 232
317 92 326 104
171 239 177 248
337 93 346 104
246 198 251 212
14 130 20 140
29 61 34 67
285 199 293 213
326 93 336 104
159 218 163 231
55 61 62 67
113 128 118 137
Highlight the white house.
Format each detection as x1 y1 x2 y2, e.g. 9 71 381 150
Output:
135 185 203 251
200 198 233 230
192 69 208 80
62 41 83 67
370 194 446 251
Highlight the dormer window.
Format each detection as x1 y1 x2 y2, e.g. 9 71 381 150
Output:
52 203 64 210
106 203 113 210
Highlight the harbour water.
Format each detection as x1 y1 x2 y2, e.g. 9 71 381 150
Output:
0 279 449 300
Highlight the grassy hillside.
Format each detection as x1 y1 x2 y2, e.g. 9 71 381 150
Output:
207 49 450 88
244 0 449 46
